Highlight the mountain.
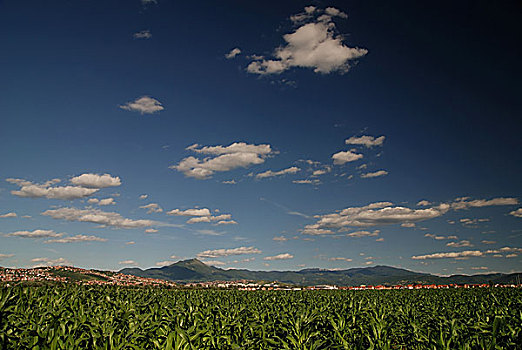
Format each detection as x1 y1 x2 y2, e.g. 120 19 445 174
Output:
119 259 522 286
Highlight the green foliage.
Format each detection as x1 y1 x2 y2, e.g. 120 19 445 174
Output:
1 286 521 349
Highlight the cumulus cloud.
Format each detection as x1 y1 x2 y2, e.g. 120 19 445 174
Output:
304 202 450 233
345 230 380 238
328 257 352 262
139 194 148 200
196 246 261 258
263 253 294 260
222 180 236 184
89 198 116 206
452 197 518 210
345 135 385 148
42 207 156 229
167 208 211 216
255 166 300 179
45 234 107 244
5 229 63 238
446 240 473 248
145 228 158 233
140 203 163 214
417 200 431 206
225 48 241 59
0 212 17 218
31 257 69 267
133 30 152 39
332 150 363 165
70 173 121 188
412 247 522 260
273 235 289 242
7 178 98 200
510 208 522 218
120 96 164 114
247 7 367 75
412 250 484 260
172 142 274 179
425 233 458 240
360 170 388 178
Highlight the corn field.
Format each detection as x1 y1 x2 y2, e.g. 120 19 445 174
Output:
1 285 521 349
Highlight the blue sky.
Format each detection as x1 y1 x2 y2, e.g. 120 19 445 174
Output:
1 0 521 275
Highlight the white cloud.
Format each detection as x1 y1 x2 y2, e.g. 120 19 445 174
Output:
139 194 148 200
247 7 367 75
417 200 431 206
345 230 380 238
155 260 175 267
70 173 121 188
42 207 156 229
215 220 238 225
305 202 450 233
98 198 115 206
412 250 484 260
255 166 300 179
293 179 321 185
7 178 99 200
222 180 236 184
273 235 289 242
145 228 158 233
31 257 69 267
133 30 152 39
119 260 138 265
452 197 518 210
446 240 473 248
360 170 388 178
332 150 363 165
425 233 459 240
328 257 352 262
140 203 163 214
6 229 62 238
126 241 136 245
45 234 107 244
167 208 211 216
0 253 14 260
225 48 241 59
401 222 415 228
172 142 274 179
263 253 294 261
345 135 385 148
197 246 261 258
120 96 164 114
0 212 17 218
510 208 522 218
481 240 496 245
471 266 489 270
301 224 334 235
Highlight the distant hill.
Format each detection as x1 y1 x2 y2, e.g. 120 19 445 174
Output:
119 259 522 286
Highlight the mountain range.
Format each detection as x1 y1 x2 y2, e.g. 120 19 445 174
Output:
120 259 522 286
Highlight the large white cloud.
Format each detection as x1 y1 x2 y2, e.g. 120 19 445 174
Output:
172 142 274 179
70 173 121 188
452 197 518 210
345 135 385 148
197 246 261 258
303 202 450 234
42 207 156 229
120 96 164 114
247 7 367 75
5 229 62 238
332 150 363 165
7 178 99 200
255 166 300 179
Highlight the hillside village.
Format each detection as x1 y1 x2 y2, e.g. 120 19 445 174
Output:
1 265 520 290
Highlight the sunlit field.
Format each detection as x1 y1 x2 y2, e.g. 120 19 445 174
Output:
1 286 521 349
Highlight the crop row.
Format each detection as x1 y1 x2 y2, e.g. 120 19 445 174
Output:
1 286 521 349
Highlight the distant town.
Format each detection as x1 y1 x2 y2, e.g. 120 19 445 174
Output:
1 265 521 290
